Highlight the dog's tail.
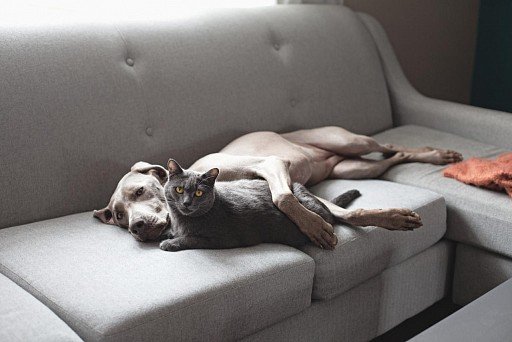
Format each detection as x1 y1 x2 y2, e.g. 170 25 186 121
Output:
331 189 361 208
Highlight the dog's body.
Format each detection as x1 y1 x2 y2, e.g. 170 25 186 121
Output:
94 126 462 248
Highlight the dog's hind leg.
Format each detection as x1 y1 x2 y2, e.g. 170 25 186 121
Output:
282 126 463 162
329 150 464 180
313 195 423 231
329 154 410 179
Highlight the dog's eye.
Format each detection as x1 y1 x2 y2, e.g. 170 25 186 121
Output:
116 212 124 220
175 186 184 194
195 190 203 197
135 187 144 197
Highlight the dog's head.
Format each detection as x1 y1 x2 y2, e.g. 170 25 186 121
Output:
94 162 170 242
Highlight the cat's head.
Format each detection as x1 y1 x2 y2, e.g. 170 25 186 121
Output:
164 159 219 217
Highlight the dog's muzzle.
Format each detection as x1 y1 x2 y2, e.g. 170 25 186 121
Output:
129 214 170 242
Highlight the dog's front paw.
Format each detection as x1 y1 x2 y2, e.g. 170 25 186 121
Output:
159 239 182 252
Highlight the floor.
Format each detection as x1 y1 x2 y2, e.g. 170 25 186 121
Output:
372 298 461 341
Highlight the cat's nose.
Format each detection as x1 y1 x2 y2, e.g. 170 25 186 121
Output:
183 198 192 207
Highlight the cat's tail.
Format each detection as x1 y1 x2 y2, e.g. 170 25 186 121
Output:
331 189 361 208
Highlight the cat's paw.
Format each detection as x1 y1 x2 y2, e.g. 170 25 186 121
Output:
157 231 174 241
159 239 182 252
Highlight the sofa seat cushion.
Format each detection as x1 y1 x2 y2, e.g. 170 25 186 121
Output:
0 213 314 342
306 179 446 300
0 273 82 342
372 125 512 258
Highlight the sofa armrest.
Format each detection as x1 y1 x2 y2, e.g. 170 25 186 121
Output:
394 94 512 150
357 12 512 150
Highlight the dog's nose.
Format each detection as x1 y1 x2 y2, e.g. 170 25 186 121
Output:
130 219 145 236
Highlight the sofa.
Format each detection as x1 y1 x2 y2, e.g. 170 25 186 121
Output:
0 4 511 342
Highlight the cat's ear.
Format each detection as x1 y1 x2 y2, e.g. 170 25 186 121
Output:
202 168 219 186
167 159 184 178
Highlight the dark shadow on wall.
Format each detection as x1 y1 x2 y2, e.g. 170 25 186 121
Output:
471 0 512 113
345 0 480 105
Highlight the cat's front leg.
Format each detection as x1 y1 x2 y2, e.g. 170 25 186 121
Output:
159 236 212 252
158 229 174 241
159 237 189 252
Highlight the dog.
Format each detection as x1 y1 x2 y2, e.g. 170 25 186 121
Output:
94 126 462 249
94 161 170 242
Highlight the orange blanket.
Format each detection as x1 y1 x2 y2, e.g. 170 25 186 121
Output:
443 153 512 196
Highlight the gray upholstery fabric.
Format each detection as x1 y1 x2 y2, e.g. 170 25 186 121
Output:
0 213 314 342
279 0 343 4
412 277 512 342
305 179 446 300
453 243 512 305
0 273 82 342
372 125 512 258
0 5 391 230
359 12 512 150
243 240 453 342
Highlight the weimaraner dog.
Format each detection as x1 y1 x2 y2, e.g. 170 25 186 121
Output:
94 126 462 249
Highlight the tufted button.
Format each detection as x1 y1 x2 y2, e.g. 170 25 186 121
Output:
273 43 280 51
290 99 297 107
145 127 153 136
126 58 134 66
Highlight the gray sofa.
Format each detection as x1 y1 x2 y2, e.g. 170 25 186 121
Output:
0 4 511 342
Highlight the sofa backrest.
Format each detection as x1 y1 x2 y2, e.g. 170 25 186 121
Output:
0 5 392 229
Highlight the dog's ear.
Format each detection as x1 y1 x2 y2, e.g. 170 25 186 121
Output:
131 161 168 185
167 159 184 178
131 161 152 171
93 207 114 225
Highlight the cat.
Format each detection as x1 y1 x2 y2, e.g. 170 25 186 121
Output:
160 159 361 252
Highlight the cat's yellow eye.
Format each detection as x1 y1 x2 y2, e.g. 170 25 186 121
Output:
175 186 184 194
195 190 203 197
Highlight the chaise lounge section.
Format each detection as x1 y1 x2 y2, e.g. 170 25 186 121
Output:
360 12 512 305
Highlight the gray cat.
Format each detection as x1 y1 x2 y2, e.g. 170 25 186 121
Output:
160 159 360 252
